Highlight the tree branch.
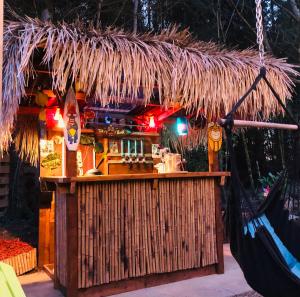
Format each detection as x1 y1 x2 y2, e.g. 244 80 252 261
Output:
289 0 300 22
273 0 300 22
95 0 104 29
132 0 138 34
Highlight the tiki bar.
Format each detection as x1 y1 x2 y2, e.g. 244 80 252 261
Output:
1 17 296 297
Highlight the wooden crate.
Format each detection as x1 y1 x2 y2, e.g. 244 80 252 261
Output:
1 248 37 276
0 154 9 216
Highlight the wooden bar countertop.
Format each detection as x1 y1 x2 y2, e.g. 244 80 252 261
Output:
40 171 230 184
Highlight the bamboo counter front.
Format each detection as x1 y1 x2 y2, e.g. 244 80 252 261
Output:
41 172 229 297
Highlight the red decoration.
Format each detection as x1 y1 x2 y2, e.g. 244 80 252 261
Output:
46 108 57 128
84 110 96 119
0 239 34 261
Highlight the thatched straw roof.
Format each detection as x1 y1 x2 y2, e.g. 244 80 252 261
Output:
1 17 298 150
14 114 39 166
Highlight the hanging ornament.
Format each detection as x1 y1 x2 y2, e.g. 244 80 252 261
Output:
63 87 81 151
207 122 222 152
35 91 49 107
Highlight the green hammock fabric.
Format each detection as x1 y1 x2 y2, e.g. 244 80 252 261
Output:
0 262 26 297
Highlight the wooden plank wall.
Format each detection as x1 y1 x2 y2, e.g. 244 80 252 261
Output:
38 192 55 267
74 178 218 289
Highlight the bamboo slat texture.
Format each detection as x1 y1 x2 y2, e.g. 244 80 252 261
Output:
1 248 36 276
55 189 67 287
57 177 218 289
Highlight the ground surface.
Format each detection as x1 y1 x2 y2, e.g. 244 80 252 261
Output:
233 293 261 297
19 244 261 297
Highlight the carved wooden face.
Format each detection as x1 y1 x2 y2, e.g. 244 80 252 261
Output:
208 122 222 152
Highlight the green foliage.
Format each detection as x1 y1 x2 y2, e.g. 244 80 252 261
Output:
183 147 208 172
258 172 281 190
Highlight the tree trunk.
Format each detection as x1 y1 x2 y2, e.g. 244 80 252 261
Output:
290 0 300 22
132 0 138 34
147 0 152 30
41 0 53 21
95 0 104 29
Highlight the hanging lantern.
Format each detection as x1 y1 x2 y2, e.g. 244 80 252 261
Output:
176 117 188 136
35 91 49 107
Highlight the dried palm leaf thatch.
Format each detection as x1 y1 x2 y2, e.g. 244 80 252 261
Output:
1 17 298 150
14 114 39 166
162 124 207 154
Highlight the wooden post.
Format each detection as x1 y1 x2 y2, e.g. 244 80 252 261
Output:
66 150 77 177
66 185 78 297
214 178 224 274
103 138 109 175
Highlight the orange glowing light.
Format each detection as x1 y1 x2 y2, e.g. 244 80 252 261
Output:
54 108 65 128
149 116 156 128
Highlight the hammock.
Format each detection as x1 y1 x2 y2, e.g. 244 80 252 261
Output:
223 68 300 297
0 262 26 297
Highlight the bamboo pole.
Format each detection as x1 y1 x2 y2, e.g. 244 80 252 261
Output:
95 184 100 285
151 181 158 273
116 182 120 281
100 183 105 284
93 184 97 285
81 184 87 288
124 182 129 279
109 183 113 282
219 119 298 130
78 184 82 288
141 181 147 275
104 182 109 283
189 179 195 268
114 182 118 281
165 180 171 272
119 182 125 280
89 184 94 287
174 180 178 270
128 182 133 277
133 181 140 276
